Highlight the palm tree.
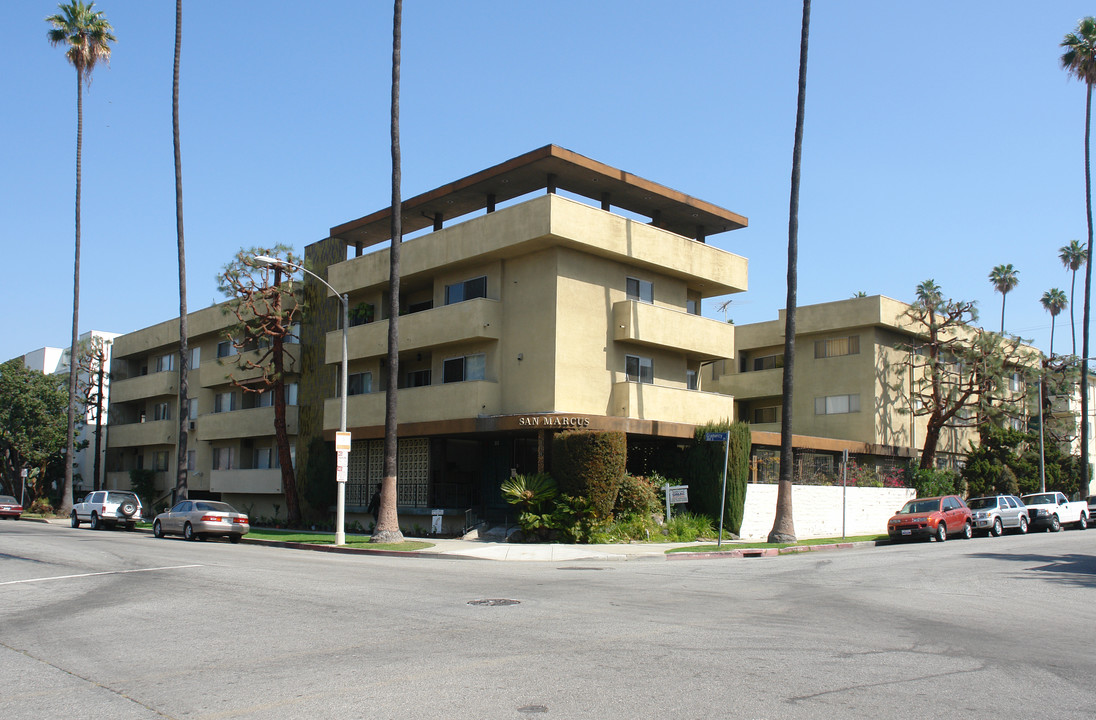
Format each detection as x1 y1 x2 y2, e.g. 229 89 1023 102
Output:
1041 288 1068 358
46 1 115 516
989 263 1019 334
769 0 811 544
1061 17 1096 499
374 0 405 543
1059 239 1087 356
172 0 190 504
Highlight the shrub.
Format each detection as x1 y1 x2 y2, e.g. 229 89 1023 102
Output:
551 494 606 543
662 512 715 542
128 468 156 513
614 474 660 516
911 468 966 498
27 497 53 515
552 430 625 519
501 473 558 540
685 421 750 535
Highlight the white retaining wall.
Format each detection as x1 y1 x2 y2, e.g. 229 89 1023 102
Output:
738 484 916 540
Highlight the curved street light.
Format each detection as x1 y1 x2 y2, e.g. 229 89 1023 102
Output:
254 255 350 545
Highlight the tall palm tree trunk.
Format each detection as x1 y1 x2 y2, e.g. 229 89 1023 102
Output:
1000 294 1007 334
1081 81 1093 500
173 0 190 505
375 0 404 543
1071 268 1078 356
62 71 83 516
769 0 811 544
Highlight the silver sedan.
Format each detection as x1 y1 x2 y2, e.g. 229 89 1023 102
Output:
153 500 250 543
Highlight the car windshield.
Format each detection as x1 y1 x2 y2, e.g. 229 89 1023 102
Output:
106 492 139 503
0 495 17 504
966 497 997 510
1023 494 1054 505
194 501 237 513
899 499 940 514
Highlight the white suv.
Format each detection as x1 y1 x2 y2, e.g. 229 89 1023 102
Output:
71 490 144 531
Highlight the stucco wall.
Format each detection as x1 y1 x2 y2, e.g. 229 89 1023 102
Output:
738 484 915 540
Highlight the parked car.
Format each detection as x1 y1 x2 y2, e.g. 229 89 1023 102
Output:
153 500 250 543
1020 491 1089 532
71 490 143 530
0 495 23 520
887 495 973 542
966 495 1029 536
1088 496 1096 523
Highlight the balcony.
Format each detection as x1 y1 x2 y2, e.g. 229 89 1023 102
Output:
717 367 783 399
210 468 283 495
199 345 301 388
107 420 177 448
199 406 299 441
324 380 501 431
609 382 736 425
613 300 734 360
109 371 177 404
326 298 502 363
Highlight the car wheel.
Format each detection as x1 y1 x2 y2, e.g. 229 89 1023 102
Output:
70 511 80 529
1050 514 1061 532
935 522 947 542
1079 513 1088 530
119 500 138 518
183 522 196 541
962 522 973 540
1018 516 1028 534
991 518 1003 537
229 535 241 544
153 520 164 538
90 512 102 530
125 523 135 532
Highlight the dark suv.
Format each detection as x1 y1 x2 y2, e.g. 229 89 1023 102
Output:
71 490 143 531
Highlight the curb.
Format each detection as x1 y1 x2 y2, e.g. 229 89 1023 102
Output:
667 540 881 560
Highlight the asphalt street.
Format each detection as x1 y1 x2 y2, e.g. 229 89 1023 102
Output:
1 520 1093 719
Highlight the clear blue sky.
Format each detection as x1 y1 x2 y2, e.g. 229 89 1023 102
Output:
4 1 1094 364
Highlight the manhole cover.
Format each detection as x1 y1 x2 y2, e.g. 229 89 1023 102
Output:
467 598 520 606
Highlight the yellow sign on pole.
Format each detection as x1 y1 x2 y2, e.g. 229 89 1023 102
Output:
335 431 352 452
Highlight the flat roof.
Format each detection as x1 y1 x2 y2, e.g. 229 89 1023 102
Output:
330 144 748 248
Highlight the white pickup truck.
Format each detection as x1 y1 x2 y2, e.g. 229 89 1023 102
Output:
1020 492 1089 532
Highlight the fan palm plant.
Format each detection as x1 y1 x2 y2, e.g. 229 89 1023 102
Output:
1041 288 1068 358
1059 240 1087 356
46 1 115 515
989 263 1019 334
1061 17 1096 498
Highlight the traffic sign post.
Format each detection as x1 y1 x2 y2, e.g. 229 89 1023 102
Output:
705 432 731 547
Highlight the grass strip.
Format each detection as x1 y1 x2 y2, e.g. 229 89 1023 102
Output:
246 528 433 551
667 534 889 553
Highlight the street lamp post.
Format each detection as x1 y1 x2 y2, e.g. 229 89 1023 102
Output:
254 255 350 545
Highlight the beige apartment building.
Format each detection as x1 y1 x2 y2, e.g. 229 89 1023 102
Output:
299 145 747 522
105 303 300 513
717 294 1038 479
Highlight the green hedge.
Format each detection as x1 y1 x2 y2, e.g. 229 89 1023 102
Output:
686 421 750 535
552 430 626 518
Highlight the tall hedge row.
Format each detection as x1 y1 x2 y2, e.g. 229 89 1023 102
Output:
686 421 751 535
552 430 626 518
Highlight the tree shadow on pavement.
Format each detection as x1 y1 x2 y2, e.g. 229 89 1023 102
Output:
969 551 1096 589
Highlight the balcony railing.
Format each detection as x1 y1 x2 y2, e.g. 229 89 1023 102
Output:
109 371 177 404
323 380 501 431
609 381 735 425
107 420 177 448
613 300 735 360
199 406 299 441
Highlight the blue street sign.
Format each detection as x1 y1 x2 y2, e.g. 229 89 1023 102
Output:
704 432 728 442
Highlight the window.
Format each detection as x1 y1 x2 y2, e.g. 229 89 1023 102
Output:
445 276 487 305
189 346 201 368
214 392 236 413
153 402 171 421
212 447 234 470
753 406 780 423
626 277 653 304
186 450 196 472
406 369 431 387
814 335 860 359
217 340 237 359
284 382 298 406
285 322 301 344
1009 372 1022 392
752 354 784 371
254 447 274 470
686 299 699 315
153 451 169 472
255 390 274 408
686 370 698 391
625 355 654 384
443 354 486 383
814 394 860 415
188 398 199 420
408 299 433 314
155 353 174 373
348 372 372 396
